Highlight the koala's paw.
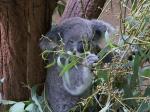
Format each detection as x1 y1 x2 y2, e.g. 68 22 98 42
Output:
84 53 99 66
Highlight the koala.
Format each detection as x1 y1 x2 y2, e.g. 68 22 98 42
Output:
40 17 115 112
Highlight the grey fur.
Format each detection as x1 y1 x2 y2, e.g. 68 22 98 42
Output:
40 17 115 112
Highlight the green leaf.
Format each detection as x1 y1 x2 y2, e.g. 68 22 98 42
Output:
57 56 64 68
59 57 78 76
9 102 25 112
105 31 114 48
131 54 141 89
131 0 137 11
25 103 38 112
138 102 150 112
97 70 108 83
0 100 16 105
144 86 150 96
57 3 65 16
97 46 111 58
139 67 150 77
31 86 43 112
45 59 56 68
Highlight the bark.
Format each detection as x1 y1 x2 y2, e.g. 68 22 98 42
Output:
0 0 57 101
60 0 107 22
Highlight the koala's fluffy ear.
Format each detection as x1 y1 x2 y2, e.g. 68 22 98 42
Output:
90 20 115 40
39 26 64 51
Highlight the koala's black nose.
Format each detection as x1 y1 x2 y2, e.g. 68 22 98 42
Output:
73 49 77 55
77 45 84 53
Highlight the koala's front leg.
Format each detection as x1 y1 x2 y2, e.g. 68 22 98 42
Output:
84 53 99 66
62 53 99 96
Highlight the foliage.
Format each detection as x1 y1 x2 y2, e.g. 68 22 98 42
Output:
69 0 150 111
57 1 65 16
0 86 51 112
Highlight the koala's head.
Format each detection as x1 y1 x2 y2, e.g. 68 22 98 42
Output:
40 17 115 55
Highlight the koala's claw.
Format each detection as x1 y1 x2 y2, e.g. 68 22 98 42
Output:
84 53 99 66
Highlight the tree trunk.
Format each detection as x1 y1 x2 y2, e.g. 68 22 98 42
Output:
0 0 57 101
60 0 107 22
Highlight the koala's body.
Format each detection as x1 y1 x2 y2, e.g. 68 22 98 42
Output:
40 17 115 112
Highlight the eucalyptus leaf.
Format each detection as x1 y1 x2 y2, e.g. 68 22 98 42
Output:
45 59 56 68
105 31 114 48
137 102 150 112
25 103 39 112
9 102 25 112
31 86 43 112
97 70 108 83
144 86 150 96
0 100 16 105
131 0 137 11
57 56 64 68
131 54 141 89
59 57 78 76
139 67 150 77
57 3 65 16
